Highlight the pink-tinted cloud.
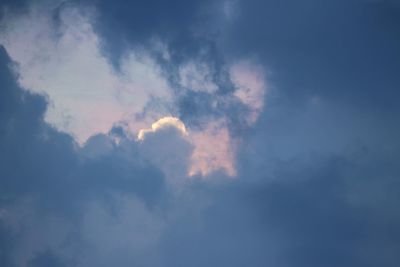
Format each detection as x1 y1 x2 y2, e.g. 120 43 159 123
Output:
0 2 268 179
230 60 267 125
0 4 171 144
189 119 237 177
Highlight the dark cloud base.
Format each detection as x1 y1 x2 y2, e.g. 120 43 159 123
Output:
1 44 400 266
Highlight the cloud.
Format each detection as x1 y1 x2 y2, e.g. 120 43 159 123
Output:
230 60 267 125
0 2 268 179
137 117 236 178
189 119 236 177
0 3 172 144
28 250 68 267
79 194 164 267
0 0 400 264
178 62 218 94
137 117 188 141
138 119 193 186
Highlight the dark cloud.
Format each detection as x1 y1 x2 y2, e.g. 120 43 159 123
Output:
28 250 68 267
75 0 222 67
156 151 400 267
222 0 400 111
0 222 15 267
1 0 400 266
0 46 166 264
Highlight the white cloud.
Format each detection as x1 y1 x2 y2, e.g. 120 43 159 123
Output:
137 117 187 141
0 4 171 144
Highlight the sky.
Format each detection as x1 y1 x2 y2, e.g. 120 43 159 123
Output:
0 0 399 266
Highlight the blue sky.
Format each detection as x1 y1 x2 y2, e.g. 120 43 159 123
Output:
0 0 400 266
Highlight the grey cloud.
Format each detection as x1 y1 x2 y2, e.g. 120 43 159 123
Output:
28 250 68 267
0 46 166 264
1 0 400 266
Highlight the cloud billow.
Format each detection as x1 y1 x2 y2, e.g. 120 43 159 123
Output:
0 0 400 266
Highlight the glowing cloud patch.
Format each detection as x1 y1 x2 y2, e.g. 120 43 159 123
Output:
137 117 188 141
137 117 236 178
189 120 236 177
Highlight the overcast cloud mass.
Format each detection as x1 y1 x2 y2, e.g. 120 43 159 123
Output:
0 0 400 266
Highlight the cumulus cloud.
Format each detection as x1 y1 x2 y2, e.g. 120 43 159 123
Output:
79 194 164 267
137 117 236 177
1 0 400 266
137 117 188 141
138 120 193 186
0 1 267 179
0 3 171 144
1 198 77 266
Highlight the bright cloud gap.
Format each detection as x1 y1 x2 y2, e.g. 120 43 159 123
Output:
0 3 267 179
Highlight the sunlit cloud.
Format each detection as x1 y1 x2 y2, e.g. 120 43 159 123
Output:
137 117 187 141
0 2 267 179
138 117 236 177
189 119 236 177
0 4 171 144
